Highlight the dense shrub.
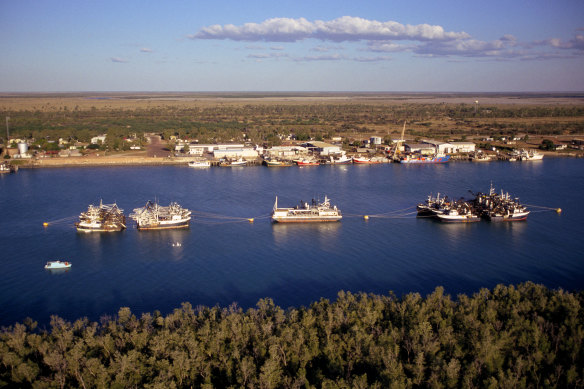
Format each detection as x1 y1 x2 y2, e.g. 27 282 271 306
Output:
1 282 582 388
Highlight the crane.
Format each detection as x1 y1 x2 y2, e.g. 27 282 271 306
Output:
392 120 406 161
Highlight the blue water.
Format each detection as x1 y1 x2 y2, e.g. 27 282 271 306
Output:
1 159 583 326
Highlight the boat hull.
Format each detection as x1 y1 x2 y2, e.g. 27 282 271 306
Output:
44 261 71 269
401 155 450 164
272 216 342 223
486 213 529 222
76 225 125 232
265 161 293 167
437 216 480 223
136 219 190 230
188 162 210 168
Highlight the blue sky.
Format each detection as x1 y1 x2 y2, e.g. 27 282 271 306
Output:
1 0 583 92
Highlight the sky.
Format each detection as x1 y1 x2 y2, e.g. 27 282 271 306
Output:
1 0 583 92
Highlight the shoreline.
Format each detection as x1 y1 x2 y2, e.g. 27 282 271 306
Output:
10 150 581 169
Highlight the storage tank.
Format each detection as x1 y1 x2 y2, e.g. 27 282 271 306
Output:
17 142 28 155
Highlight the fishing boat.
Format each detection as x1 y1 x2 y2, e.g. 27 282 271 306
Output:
188 160 211 168
416 193 451 217
0 161 17 174
265 159 293 167
472 184 530 221
352 156 382 164
329 155 352 164
519 149 544 161
76 201 126 232
130 201 191 230
400 154 450 164
220 158 247 167
44 261 71 269
470 153 492 162
295 159 320 166
271 196 342 223
436 202 481 223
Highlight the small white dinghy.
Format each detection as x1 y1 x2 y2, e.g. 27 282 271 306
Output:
44 260 72 269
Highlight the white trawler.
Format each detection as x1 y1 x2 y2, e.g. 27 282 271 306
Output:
271 196 342 223
76 201 126 232
130 201 191 230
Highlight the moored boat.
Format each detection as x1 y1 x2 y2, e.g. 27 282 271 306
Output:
265 159 293 167
188 160 211 168
472 184 530 221
519 149 544 161
295 159 320 166
329 155 352 164
352 156 382 164
272 196 342 223
219 158 247 167
130 201 191 230
400 154 450 164
0 161 17 174
76 201 126 232
44 260 71 269
417 193 451 217
436 206 481 223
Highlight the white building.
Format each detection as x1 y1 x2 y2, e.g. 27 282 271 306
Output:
302 141 342 156
213 148 259 159
404 143 436 155
421 140 454 154
264 146 307 158
187 144 245 155
450 142 476 153
91 134 107 144
370 136 382 145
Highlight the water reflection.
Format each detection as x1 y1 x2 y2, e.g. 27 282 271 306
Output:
271 222 342 250
134 229 190 261
45 268 72 275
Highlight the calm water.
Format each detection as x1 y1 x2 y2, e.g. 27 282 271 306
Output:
1 159 583 326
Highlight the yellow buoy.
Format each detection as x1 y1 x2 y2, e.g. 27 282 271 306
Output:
248 218 254 223
556 208 562 213
363 215 369 220
43 222 49 227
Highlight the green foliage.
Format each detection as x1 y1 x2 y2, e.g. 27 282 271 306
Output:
0 283 582 387
540 139 556 150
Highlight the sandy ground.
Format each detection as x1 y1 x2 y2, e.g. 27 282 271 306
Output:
1 92 583 111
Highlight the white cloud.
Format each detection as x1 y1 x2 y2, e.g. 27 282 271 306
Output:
353 56 392 62
140 48 153 53
542 34 584 51
413 37 525 58
247 52 289 60
367 42 409 53
110 57 128 63
294 53 344 62
189 16 469 43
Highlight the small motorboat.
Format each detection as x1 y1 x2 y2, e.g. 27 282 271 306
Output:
44 260 72 269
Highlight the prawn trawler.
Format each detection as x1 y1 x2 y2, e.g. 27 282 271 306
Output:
76 201 126 232
271 196 342 223
130 201 191 230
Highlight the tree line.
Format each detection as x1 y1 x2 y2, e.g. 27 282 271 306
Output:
3 103 583 148
1 282 582 388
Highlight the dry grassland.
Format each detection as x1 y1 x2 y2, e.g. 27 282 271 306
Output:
1 92 583 112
